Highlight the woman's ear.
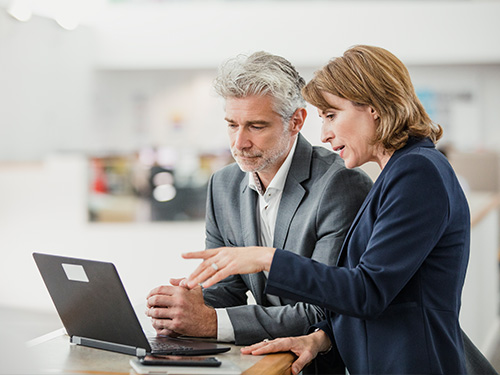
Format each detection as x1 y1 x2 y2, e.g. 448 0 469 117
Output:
370 107 379 120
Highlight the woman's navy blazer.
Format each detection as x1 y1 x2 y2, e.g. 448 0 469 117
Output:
266 137 470 374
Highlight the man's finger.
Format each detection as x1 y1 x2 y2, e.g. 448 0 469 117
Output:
147 294 174 309
146 285 175 298
151 317 174 330
169 277 186 287
148 306 174 319
155 326 177 337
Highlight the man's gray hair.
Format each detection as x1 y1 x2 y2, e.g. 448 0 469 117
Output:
213 51 306 122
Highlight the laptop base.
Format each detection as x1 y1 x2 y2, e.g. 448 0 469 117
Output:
71 336 147 357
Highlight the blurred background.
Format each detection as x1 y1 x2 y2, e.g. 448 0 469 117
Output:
1 0 500 369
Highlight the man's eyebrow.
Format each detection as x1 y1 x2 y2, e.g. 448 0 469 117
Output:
224 118 272 126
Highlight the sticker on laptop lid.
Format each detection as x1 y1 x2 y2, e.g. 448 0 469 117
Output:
62 263 89 282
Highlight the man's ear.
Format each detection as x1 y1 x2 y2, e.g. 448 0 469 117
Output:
289 108 307 135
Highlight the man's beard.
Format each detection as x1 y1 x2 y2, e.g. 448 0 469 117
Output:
231 130 291 174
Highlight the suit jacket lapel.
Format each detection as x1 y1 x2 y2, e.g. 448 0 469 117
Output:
336 137 433 265
273 134 310 250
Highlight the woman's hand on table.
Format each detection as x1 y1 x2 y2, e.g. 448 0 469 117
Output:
240 330 332 375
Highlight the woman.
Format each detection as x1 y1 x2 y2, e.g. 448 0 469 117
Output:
183 45 470 374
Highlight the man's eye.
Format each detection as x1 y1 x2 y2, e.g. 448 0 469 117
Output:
250 126 264 130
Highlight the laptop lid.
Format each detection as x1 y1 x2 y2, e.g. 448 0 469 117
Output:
33 253 229 357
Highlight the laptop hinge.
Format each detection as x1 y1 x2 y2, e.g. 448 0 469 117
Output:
71 336 147 357
71 336 81 345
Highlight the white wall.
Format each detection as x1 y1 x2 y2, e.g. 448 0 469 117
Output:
0 11 95 161
88 1 500 68
0 156 206 312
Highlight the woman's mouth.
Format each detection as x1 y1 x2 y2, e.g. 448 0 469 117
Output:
333 145 346 159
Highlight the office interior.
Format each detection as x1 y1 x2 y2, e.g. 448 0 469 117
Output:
1 0 500 372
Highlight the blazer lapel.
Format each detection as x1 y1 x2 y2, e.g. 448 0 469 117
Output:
273 183 306 249
337 137 433 265
273 134 310 249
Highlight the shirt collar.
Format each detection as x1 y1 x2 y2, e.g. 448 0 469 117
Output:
248 137 298 196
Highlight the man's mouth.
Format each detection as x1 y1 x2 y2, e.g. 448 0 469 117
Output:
233 151 262 159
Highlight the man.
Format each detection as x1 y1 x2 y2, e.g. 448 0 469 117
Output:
146 51 373 346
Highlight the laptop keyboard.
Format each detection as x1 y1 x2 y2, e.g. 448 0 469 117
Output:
146 336 230 355
149 339 194 353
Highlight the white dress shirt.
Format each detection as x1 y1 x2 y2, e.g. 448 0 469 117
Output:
215 138 298 342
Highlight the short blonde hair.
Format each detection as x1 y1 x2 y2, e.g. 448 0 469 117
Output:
302 45 442 151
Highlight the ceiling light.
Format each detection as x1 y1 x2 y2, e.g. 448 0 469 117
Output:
7 0 33 22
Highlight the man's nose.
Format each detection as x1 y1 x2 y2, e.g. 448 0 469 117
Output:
234 128 251 149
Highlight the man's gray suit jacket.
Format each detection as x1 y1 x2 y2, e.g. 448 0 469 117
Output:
202 134 373 345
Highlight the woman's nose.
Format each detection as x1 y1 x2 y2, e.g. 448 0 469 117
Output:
320 123 333 144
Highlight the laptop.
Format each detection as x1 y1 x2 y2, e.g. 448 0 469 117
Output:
33 252 231 357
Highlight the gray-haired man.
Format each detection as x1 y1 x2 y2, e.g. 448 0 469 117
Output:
146 51 373 346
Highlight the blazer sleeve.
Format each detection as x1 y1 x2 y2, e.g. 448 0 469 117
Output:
225 167 373 345
203 174 249 308
225 301 325 345
266 155 451 319
205 174 226 250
